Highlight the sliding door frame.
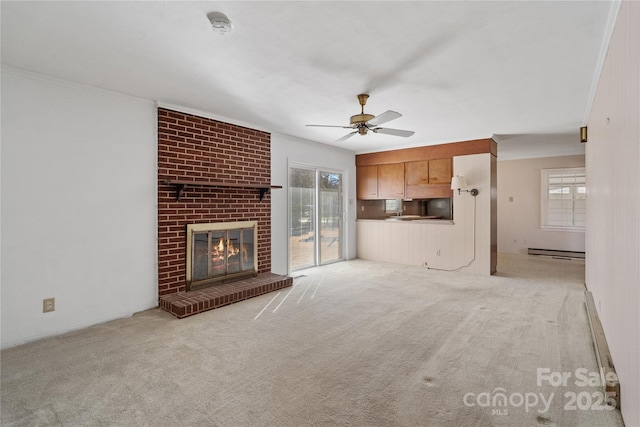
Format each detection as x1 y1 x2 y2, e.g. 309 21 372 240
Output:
288 161 346 273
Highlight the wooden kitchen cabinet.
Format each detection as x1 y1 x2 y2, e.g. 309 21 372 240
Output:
377 163 405 199
405 159 452 198
428 158 452 184
405 160 429 199
356 165 378 199
357 158 452 200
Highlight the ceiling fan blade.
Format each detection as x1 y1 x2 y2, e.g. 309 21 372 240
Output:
306 124 352 129
367 110 402 126
372 128 415 137
336 131 358 142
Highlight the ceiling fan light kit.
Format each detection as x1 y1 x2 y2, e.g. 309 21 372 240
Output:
307 94 415 142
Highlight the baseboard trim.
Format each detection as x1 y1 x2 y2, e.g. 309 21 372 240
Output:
528 248 585 259
584 290 621 410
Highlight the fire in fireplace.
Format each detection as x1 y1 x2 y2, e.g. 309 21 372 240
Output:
186 221 258 291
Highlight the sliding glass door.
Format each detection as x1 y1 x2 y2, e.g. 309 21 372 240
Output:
319 172 342 264
289 166 343 271
290 167 316 269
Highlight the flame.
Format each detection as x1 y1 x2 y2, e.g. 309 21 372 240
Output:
227 239 240 257
211 236 240 261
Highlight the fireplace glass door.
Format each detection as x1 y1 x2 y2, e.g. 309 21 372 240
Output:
191 227 255 283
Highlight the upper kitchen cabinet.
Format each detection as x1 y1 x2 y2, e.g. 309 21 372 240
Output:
356 165 378 199
405 160 429 199
377 163 405 199
405 159 453 199
428 158 452 184
355 138 496 200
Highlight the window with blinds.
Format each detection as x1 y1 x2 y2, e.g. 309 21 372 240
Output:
541 168 586 231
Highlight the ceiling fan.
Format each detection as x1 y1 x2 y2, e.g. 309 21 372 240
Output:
306 94 415 142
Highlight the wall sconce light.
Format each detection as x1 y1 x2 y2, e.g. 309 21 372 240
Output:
451 175 479 196
580 126 588 143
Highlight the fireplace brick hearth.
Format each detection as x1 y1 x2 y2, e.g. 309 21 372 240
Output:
157 108 290 316
160 273 292 318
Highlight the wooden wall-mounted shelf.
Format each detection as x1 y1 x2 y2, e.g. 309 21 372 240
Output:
162 180 282 201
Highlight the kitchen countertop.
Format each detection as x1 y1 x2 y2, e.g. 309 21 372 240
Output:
357 217 455 224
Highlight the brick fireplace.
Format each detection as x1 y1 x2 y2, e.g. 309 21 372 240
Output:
157 108 291 318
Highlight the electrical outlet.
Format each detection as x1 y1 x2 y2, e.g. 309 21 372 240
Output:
361 205 364 212
437 249 441 256
43 298 55 313
424 261 428 267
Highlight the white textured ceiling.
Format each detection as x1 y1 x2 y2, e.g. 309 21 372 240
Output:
1 1 618 158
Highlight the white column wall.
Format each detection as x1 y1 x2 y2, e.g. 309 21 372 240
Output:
452 153 493 275
1 68 158 349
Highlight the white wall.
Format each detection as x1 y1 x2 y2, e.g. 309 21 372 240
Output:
1 67 158 349
585 2 640 425
497 155 586 254
453 153 493 275
270 133 357 274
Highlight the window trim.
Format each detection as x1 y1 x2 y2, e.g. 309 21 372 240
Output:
540 167 586 232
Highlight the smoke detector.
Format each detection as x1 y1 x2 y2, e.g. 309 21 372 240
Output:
208 12 233 35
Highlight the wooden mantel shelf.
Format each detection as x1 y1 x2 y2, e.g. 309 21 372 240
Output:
162 180 283 201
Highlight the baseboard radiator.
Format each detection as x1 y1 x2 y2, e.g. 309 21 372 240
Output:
527 248 585 259
584 290 621 410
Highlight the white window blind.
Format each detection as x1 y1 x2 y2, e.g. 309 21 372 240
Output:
541 168 586 231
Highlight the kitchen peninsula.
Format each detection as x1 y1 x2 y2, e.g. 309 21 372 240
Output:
356 138 497 275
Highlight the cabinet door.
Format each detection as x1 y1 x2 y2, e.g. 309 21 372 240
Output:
428 158 453 184
356 165 378 199
377 163 405 199
405 160 429 199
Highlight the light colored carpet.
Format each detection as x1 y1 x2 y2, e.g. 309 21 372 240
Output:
1 253 625 426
